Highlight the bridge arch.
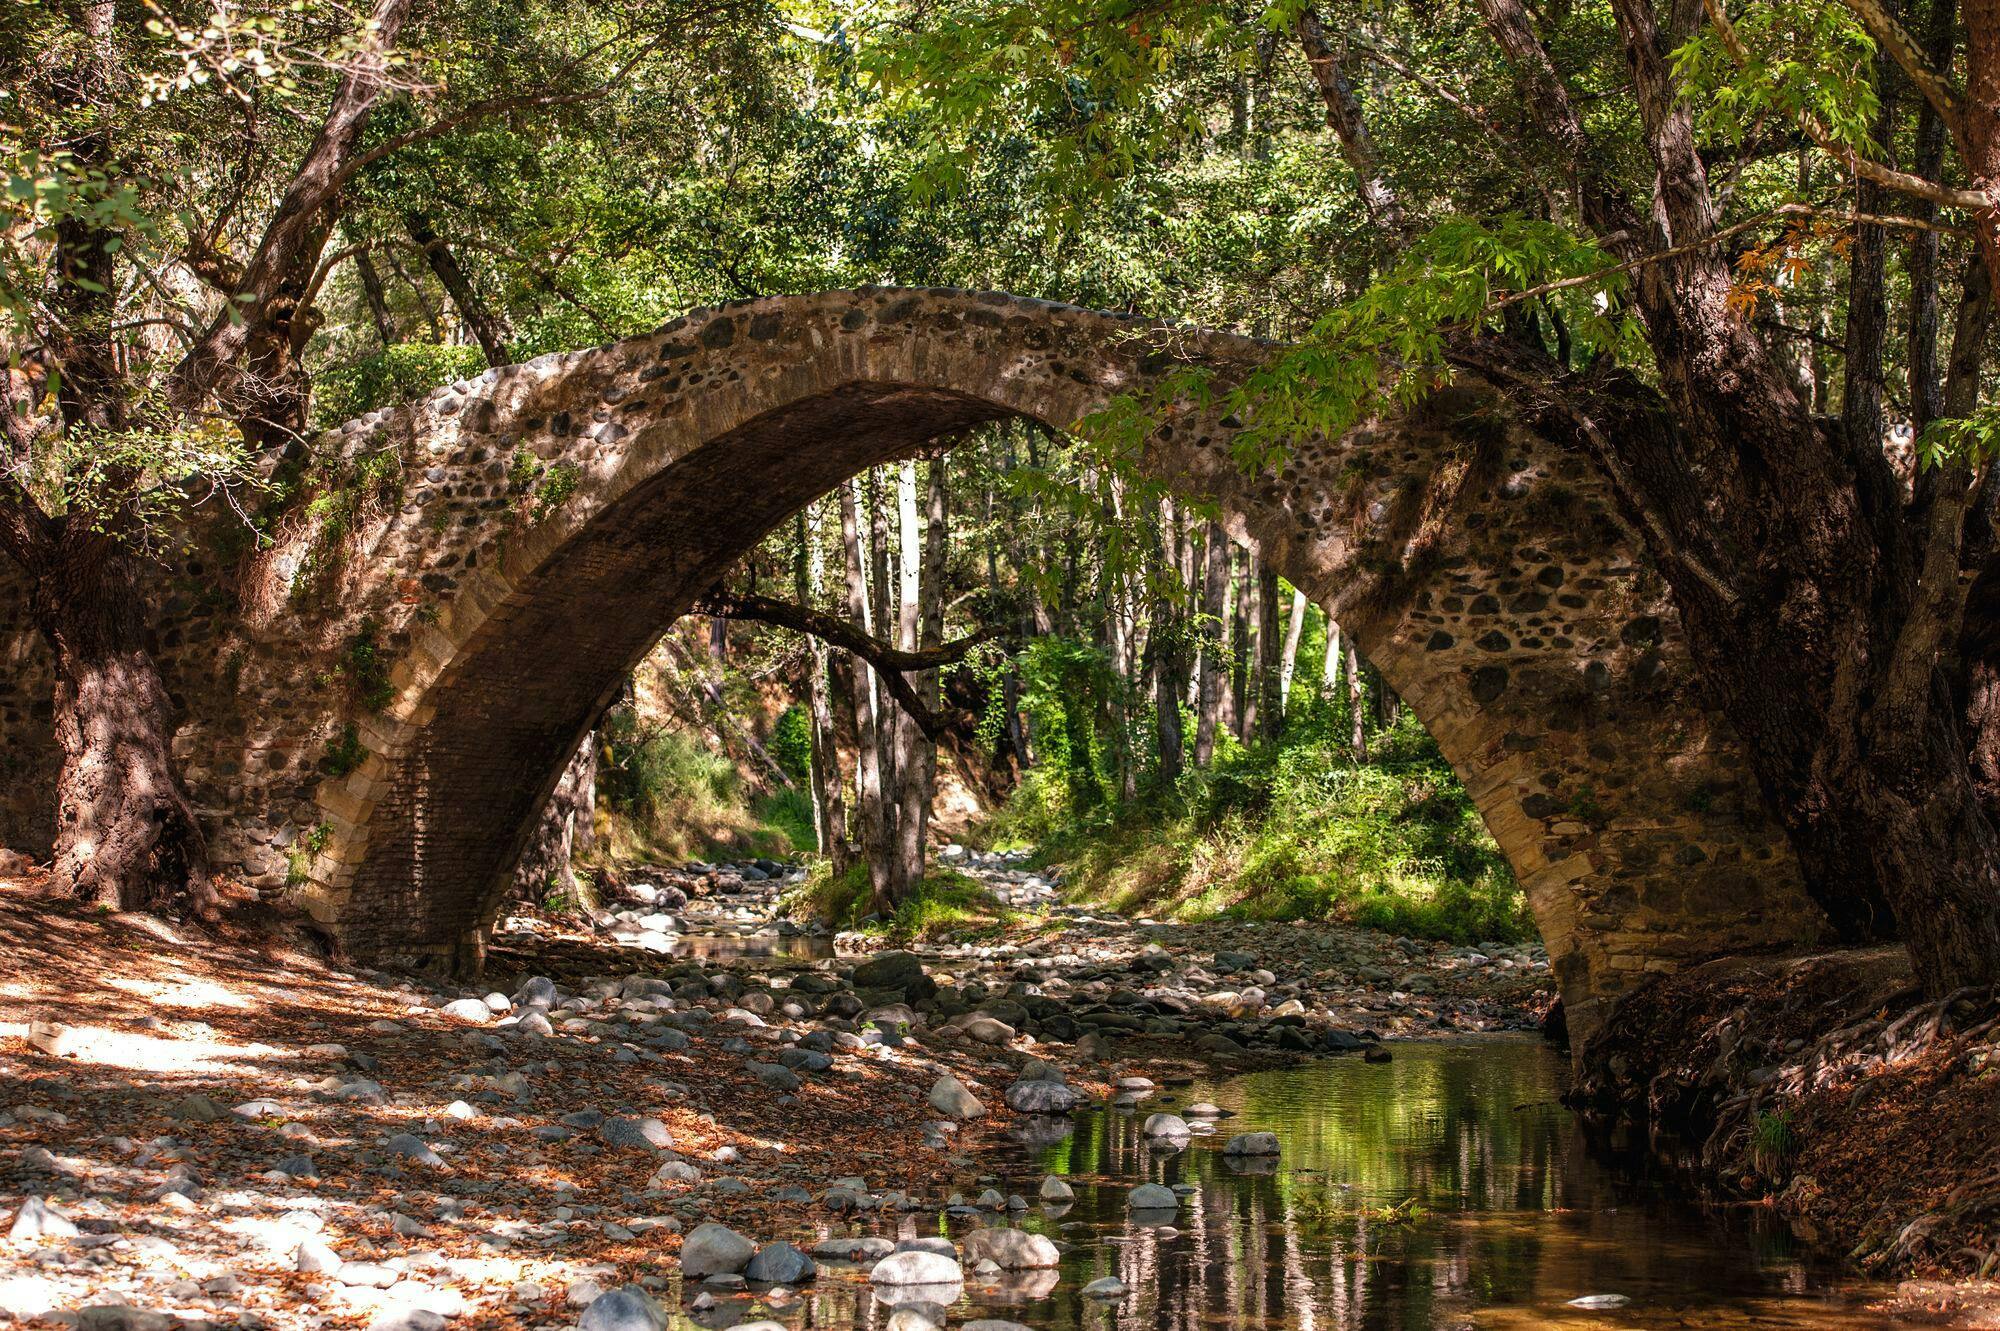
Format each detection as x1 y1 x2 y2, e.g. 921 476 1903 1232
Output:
0 287 1827 1040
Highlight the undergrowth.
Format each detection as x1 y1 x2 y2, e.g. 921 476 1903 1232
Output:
596 720 813 863
996 702 1531 945
781 861 1017 942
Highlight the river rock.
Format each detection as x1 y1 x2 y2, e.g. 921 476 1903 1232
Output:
579 1285 667 1331
961 1227 1059 1269
1143 1113 1191 1137
928 1074 986 1120
852 950 934 998
1038 1176 1073 1201
1128 1183 1179 1210
1224 1131 1280 1156
1083 1276 1128 1298
744 1241 816 1284
680 1223 755 1277
7 1196 77 1241
870 1250 963 1285
1004 1078 1079 1114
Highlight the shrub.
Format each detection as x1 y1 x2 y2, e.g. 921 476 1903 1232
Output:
313 343 488 428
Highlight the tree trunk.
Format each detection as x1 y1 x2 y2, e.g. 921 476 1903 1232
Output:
887 459 938 899
353 245 398 347
1321 617 1342 699
1195 522 1231 765
25 536 214 916
1345 639 1368 763
840 479 895 913
1233 548 1257 741
1256 561 1283 740
1277 587 1307 716
795 507 849 871
405 210 512 366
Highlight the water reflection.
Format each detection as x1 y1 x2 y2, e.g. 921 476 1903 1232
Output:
666 932 837 962
673 1037 1899 1330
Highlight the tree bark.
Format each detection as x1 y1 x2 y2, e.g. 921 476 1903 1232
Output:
23 533 215 915
1277 587 1308 717
404 210 512 366
1345 638 1368 763
839 479 895 914
794 507 850 871
1256 561 1283 740
1195 521 1231 766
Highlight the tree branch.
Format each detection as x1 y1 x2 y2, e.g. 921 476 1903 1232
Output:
1703 0 1989 213
1831 0 1968 155
692 588 1005 741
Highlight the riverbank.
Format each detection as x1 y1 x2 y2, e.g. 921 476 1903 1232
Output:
0 855 1554 1331
1571 946 2000 1312
9 861 1993 1330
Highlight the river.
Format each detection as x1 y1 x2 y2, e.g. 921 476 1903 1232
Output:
736 1035 1898 1330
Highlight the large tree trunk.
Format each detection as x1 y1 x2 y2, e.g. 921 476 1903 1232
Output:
25 537 214 916
795 507 850 872
1255 561 1283 741
887 459 941 900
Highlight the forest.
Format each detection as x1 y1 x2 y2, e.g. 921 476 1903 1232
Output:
3 0 2000 1328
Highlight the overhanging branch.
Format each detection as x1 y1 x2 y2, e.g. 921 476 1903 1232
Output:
692 588 1006 742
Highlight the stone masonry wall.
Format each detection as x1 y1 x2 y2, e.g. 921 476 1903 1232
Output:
0 287 1829 1042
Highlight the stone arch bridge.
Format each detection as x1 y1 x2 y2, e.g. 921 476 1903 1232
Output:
0 287 1828 1040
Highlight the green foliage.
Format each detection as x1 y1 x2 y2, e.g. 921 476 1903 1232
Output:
754 787 818 854
312 344 488 428
341 617 395 712
770 703 814 783
782 862 1016 941
1672 1 1880 152
1023 698 1529 945
1087 216 1636 473
322 723 365 777
284 822 334 886
1750 1109 1796 1174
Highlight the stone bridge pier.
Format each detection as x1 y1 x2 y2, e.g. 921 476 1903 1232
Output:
0 287 1829 1043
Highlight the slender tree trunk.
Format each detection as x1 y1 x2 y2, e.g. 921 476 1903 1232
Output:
1195 521 1231 766
1277 587 1307 716
1255 561 1283 741
795 507 849 871
1321 617 1342 698
866 469 897 802
353 246 398 347
888 459 939 899
1232 548 1256 741
839 479 895 913
1345 639 1368 762
405 211 512 366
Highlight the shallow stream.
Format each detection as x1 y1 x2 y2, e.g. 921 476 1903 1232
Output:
717 1036 1899 1330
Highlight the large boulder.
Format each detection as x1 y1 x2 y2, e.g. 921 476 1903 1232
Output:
1004 1079 1079 1114
578 1286 667 1331
1223 1131 1280 1156
744 1242 817 1284
1128 1183 1179 1211
869 1250 963 1285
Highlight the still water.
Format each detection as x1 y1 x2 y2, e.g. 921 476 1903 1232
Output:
691 1036 1898 1329
995 1036 1893 1329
